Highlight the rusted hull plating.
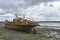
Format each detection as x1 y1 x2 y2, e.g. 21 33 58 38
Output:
5 22 37 32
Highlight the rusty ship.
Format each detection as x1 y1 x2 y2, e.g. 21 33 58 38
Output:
4 14 39 33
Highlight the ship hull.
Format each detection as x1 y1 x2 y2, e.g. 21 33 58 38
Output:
5 22 37 32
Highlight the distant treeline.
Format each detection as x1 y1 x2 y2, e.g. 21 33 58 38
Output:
0 21 60 23
35 21 60 23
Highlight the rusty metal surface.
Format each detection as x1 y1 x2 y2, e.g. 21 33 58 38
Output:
4 17 39 32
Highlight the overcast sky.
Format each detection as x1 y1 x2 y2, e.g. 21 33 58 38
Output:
0 0 60 21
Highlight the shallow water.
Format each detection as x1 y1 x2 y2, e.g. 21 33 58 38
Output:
39 23 60 29
0 22 60 28
39 23 60 26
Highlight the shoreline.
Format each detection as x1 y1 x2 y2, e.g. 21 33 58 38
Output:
0 27 56 40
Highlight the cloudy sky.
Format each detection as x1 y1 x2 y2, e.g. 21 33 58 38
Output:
0 0 60 21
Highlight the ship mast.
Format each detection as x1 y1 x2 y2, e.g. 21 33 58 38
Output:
15 14 17 18
23 14 25 19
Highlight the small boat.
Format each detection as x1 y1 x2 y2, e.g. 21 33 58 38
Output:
4 14 39 33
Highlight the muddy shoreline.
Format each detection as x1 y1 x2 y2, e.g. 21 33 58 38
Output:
0 27 58 40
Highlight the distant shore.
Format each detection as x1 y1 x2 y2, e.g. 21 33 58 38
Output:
1 21 60 23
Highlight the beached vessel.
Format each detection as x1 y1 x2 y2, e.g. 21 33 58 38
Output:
4 15 39 33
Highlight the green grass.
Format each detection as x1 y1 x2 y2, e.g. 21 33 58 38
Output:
0 27 55 40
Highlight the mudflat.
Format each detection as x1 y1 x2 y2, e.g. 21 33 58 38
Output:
0 27 55 40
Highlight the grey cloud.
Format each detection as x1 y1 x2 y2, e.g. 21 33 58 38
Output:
0 0 59 21
0 0 23 9
0 0 24 15
23 0 59 8
0 0 59 9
